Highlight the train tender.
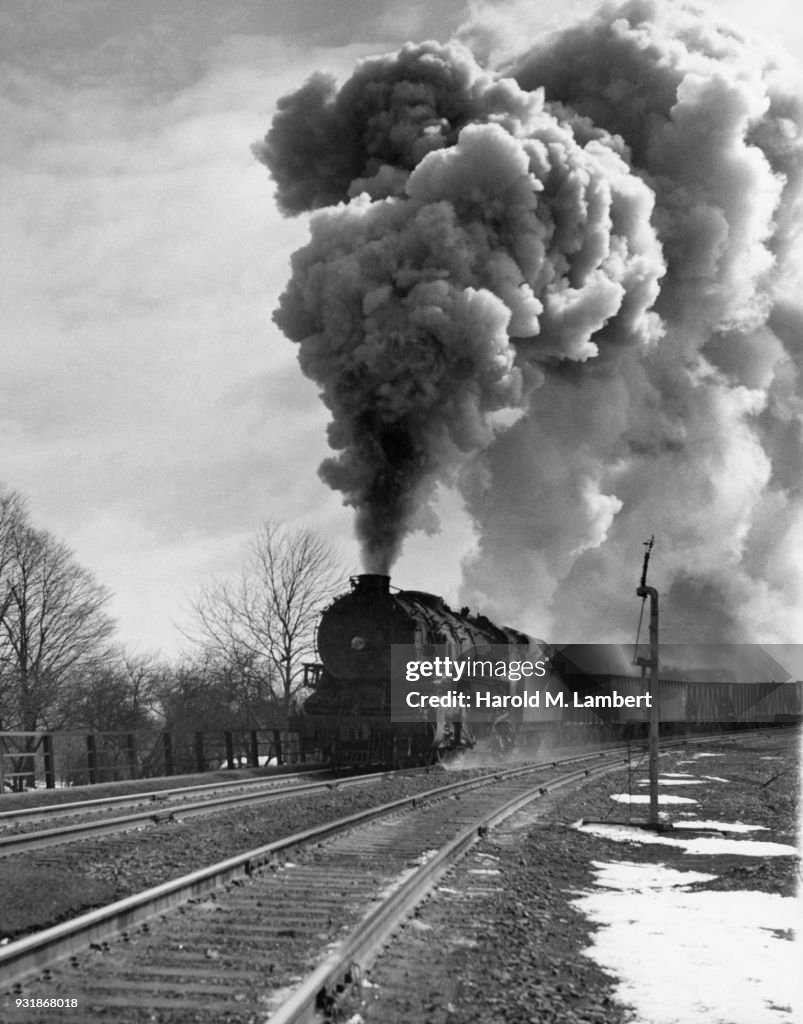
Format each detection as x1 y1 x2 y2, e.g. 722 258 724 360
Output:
295 574 803 766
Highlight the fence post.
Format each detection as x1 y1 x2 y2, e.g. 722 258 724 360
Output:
86 734 98 785
273 729 283 766
194 731 205 773
0 735 4 792
224 731 234 769
250 730 259 768
42 734 56 789
163 732 174 776
125 733 137 780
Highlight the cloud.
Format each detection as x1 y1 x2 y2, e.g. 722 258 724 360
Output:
1 24 382 653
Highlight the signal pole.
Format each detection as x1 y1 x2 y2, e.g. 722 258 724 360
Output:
636 536 660 826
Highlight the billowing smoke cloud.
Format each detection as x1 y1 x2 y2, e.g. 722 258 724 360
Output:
257 1 803 643
256 38 664 571
458 0 803 644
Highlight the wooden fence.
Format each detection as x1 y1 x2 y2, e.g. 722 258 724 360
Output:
0 727 304 792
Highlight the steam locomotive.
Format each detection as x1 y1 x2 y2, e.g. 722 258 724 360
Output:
294 574 803 766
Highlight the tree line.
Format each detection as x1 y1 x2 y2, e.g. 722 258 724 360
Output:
0 486 342 745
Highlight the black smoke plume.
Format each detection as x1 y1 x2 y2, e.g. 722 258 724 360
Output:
256 1 803 642
256 35 663 573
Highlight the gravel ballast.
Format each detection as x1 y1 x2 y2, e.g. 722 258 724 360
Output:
0 761 576 941
350 728 800 1024
2 730 797 1024
0 767 455 939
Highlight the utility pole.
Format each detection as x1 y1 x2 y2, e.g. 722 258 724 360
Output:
636 536 660 827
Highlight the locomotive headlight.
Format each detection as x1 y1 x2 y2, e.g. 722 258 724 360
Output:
350 635 366 651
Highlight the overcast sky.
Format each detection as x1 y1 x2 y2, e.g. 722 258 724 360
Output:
2 0 803 659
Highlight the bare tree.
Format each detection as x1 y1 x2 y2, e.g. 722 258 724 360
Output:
189 521 342 726
0 487 116 734
69 649 166 733
0 490 28 725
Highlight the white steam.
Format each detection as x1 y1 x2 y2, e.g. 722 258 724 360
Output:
256 1 803 643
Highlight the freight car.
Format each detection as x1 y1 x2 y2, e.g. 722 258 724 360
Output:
294 574 803 766
554 644 803 735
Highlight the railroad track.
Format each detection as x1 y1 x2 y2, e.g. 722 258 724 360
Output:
0 728 769 855
0 767 328 828
0 766 432 855
0 728 783 1022
0 748 633 1022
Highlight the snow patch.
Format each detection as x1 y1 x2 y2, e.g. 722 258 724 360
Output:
577 821 797 857
671 820 768 834
610 793 698 805
637 778 705 786
572 862 800 1024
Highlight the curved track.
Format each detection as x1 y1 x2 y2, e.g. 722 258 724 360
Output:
0 749 630 1021
0 730 782 1022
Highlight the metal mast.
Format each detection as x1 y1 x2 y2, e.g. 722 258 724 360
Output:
636 536 660 826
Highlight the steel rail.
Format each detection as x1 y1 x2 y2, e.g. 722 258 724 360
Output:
0 727 773 855
0 727 778 857
266 757 624 1024
280 727 794 1024
0 766 328 824
0 728 782 991
0 725 776 831
0 751 629 987
0 765 434 856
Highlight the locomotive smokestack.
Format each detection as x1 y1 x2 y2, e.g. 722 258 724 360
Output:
352 573 391 597
259 3 803 645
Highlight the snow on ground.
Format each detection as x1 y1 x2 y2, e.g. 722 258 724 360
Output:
676 753 725 761
633 774 729 785
670 820 767 833
573 735 803 1022
635 775 729 784
638 778 705 785
610 793 698 804
577 822 797 857
571 860 801 1024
